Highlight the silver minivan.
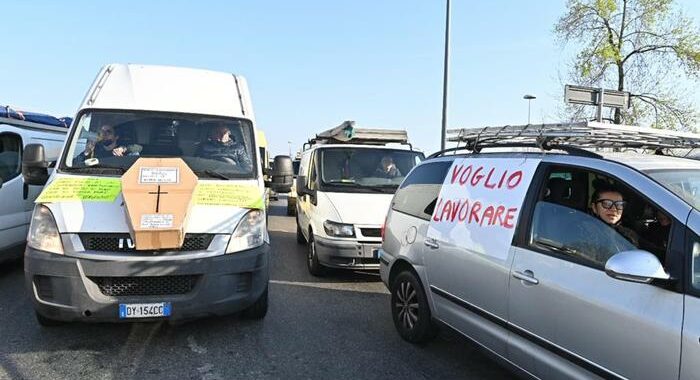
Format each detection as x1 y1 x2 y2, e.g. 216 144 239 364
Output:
380 122 700 379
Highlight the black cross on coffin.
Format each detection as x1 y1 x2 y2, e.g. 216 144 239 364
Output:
148 185 169 213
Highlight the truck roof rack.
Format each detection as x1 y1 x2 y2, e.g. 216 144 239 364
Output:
430 121 700 157
304 120 411 150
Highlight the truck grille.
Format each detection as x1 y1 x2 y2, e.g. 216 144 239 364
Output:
90 275 198 296
80 234 214 252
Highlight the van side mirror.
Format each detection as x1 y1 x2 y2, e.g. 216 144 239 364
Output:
22 144 49 186
296 175 307 195
0 176 3 189
605 250 670 283
268 155 293 193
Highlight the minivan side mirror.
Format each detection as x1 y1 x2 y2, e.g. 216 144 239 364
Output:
22 144 49 186
605 250 670 284
268 155 293 193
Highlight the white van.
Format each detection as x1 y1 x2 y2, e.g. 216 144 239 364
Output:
0 112 67 262
21 64 292 325
295 121 424 275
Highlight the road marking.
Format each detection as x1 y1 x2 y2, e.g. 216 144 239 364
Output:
270 280 389 295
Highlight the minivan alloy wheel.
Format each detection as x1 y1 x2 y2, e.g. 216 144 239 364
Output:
396 281 419 329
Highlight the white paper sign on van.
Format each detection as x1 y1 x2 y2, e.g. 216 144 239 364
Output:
140 214 174 229
138 167 180 184
427 157 541 260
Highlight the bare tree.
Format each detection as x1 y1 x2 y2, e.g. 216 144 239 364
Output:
555 0 700 130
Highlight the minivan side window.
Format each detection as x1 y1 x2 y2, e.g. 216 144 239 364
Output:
0 133 22 182
391 161 452 220
527 166 673 269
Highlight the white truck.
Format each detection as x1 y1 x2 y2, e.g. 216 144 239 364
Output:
295 121 424 276
21 64 292 325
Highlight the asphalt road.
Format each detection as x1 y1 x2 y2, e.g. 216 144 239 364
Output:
0 198 512 380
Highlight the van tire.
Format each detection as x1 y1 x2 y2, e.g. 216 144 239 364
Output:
35 312 64 327
390 271 437 344
296 223 306 244
242 285 268 320
307 234 325 277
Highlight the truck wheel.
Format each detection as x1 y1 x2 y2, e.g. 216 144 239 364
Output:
242 285 268 320
307 234 325 277
35 312 64 327
296 222 306 244
391 271 437 344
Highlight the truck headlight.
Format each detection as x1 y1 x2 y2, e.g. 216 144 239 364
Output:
27 205 64 255
226 210 268 253
323 220 355 237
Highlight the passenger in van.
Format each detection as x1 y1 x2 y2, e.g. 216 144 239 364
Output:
590 183 639 246
76 124 132 161
374 156 402 178
196 123 252 170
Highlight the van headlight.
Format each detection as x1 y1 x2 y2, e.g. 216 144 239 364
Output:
27 205 64 255
226 210 268 253
323 220 355 237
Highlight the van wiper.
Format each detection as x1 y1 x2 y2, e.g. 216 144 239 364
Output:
199 170 232 180
61 165 126 174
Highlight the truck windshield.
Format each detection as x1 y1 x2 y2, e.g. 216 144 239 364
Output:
319 147 423 192
61 110 257 179
646 169 700 210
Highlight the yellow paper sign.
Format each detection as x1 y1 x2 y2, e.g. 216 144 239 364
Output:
193 183 264 209
35 177 122 203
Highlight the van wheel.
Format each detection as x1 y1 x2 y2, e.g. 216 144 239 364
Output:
35 312 64 327
296 223 306 245
391 271 437 344
242 285 268 320
307 234 325 277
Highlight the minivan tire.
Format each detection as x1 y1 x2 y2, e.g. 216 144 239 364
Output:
35 312 64 327
391 271 437 344
241 285 268 320
296 223 306 244
307 234 325 277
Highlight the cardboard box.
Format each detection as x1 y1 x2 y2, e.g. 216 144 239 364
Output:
121 158 198 250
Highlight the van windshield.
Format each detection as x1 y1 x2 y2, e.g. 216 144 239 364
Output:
319 147 423 192
60 110 257 179
646 169 700 210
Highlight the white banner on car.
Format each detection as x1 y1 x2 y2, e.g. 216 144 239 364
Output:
427 157 541 260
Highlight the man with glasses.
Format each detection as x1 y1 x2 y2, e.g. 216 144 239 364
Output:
590 183 639 246
77 124 129 162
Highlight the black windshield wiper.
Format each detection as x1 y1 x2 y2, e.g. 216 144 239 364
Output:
199 170 233 180
61 165 126 174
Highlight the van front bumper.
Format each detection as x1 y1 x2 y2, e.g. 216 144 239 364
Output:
24 244 269 323
314 236 381 270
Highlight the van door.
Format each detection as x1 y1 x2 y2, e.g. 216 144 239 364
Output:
681 211 700 379
508 164 684 379
297 151 316 237
0 132 26 253
423 157 541 357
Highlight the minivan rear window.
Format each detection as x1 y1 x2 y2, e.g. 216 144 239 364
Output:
392 160 452 220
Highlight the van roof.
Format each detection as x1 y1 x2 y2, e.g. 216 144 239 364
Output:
79 64 255 120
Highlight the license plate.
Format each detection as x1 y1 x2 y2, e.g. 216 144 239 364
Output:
119 302 171 319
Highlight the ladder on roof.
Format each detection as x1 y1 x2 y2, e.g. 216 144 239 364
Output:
305 120 411 149
435 121 700 156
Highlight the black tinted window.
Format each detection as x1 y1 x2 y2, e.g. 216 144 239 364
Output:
392 160 452 220
0 133 22 182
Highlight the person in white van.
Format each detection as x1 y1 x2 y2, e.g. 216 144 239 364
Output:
196 123 252 169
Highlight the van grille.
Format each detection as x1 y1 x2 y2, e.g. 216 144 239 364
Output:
90 275 198 296
80 234 214 252
360 228 381 238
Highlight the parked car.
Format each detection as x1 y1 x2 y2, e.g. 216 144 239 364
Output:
296 121 424 275
380 122 700 380
22 64 292 326
0 110 67 262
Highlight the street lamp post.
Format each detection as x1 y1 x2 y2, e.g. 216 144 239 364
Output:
523 94 536 124
440 0 451 151
288 141 292 157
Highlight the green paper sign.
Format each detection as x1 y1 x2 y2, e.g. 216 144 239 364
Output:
35 177 122 203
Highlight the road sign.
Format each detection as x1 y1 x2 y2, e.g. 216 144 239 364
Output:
565 85 630 109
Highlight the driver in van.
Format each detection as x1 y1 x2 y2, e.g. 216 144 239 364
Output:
374 155 402 178
590 183 639 246
196 123 252 170
77 124 131 161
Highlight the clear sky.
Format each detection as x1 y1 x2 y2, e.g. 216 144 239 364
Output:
2 1 699 156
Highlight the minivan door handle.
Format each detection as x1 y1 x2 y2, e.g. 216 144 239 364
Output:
424 239 439 249
512 270 539 285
